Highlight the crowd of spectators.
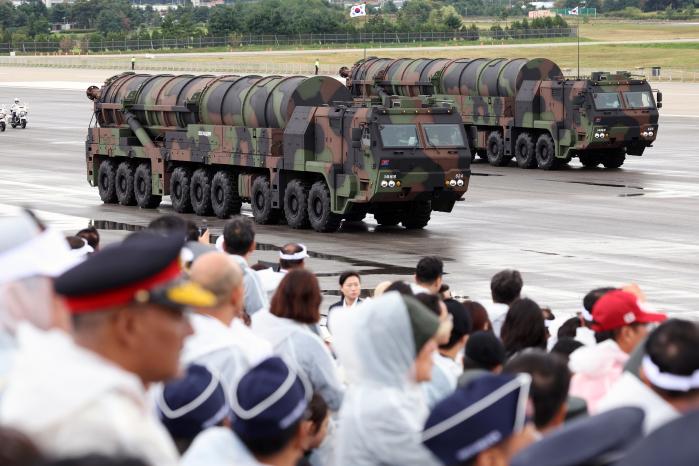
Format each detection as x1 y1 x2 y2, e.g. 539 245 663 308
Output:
1 209 698 466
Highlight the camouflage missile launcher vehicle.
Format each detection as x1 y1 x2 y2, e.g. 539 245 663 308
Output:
340 57 661 170
85 72 471 232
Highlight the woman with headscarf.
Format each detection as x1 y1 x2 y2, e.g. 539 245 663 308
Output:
251 269 344 411
329 291 451 466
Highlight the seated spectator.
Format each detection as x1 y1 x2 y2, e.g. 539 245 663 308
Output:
504 350 571 434
511 407 645 466
330 292 449 466
157 364 230 454
328 271 363 313
459 330 507 386
0 211 76 391
182 357 315 466
463 300 492 333
422 299 472 408
1 233 215 464
183 252 261 397
385 280 414 296
257 243 308 299
76 226 100 252
298 394 330 466
598 319 699 433
252 270 344 411
219 216 268 316
147 214 213 268
614 408 699 466
500 298 547 358
423 373 537 466
569 290 666 413
487 269 523 336
412 256 444 295
550 337 584 362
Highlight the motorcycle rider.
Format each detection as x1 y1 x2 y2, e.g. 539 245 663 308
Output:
10 98 23 120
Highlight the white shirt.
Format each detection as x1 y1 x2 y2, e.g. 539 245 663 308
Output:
182 426 267 466
255 267 287 300
0 326 179 465
181 314 250 401
422 352 462 408
229 318 273 366
485 302 509 337
410 283 433 295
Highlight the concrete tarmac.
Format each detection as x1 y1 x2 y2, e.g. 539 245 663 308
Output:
0 85 698 321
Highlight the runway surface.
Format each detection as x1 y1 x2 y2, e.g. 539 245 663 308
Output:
0 85 697 320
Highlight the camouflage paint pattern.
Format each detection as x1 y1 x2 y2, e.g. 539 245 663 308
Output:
342 57 659 166
86 72 471 230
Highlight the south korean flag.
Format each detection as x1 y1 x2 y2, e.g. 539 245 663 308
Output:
350 3 367 17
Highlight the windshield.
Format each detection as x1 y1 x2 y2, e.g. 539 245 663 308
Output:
379 124 420 148
593 93 622 110
623 91 655 109
423 124 465 147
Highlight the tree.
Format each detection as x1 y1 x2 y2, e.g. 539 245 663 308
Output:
208 6 239 36
397 0 433 32
383 1 399 13
96 9 124 35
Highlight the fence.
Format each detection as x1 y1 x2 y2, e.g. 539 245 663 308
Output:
1 57 697 82
0 28 577 54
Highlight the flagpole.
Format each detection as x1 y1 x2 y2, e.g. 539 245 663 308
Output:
576 2 585 79
364 9 368 60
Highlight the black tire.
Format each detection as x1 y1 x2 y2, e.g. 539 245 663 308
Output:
578 153 600 168
284 179 310 229
211 170 242 219
115 161 136 206
486 131 509 166
402 201 432 229
97 160 118 204
307 180 342 232
190 168 213 216
251 176 280 224
10 123 16 129
20 120 26 129
514 132 536 169
134 162 162 209
0 122 5 132
535 133 557 170
374 211 402 227
170 167 193 213
602 150 626 169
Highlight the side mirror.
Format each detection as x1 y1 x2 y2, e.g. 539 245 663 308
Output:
656 91 663 103
657 102 662 109
351 140 361 149
351 127 362 141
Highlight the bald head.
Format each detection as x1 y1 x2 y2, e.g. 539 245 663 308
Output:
189 252 243 307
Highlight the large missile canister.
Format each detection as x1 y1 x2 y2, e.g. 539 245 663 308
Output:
346 57 562 98
93 73 351 131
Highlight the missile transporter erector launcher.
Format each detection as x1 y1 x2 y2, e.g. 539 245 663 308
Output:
85 72 471 231
341 57 661 170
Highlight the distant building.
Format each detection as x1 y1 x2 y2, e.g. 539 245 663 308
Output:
528 9 555 18
528 1 555 9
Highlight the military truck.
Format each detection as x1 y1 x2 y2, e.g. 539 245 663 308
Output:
340 57 661 170
85 72 471 232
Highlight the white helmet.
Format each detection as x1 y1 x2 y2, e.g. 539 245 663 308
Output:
13 98 19 103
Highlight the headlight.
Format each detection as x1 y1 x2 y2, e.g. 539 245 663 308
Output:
449 180 456 187
388 180 396 188
380 180 388 188
457 179 464 187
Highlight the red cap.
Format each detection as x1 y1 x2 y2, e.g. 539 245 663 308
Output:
591 290 666 332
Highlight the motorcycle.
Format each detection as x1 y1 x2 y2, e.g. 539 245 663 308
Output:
0 106 8 132
10 105 28 129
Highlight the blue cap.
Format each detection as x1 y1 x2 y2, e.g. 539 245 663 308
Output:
231 357 311 440
511 406 643 466
422 373 531 465
157 364 229 439
615 408 699 466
